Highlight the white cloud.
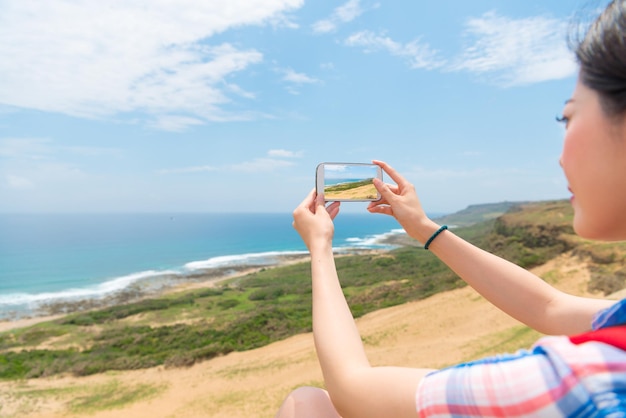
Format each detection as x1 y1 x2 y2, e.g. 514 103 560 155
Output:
230 149 301 172
312 20 337 34
336 0 364 22
159 165 218 174
280 68 321 95
345 31 445 70
0 0 303 130
160 150 300 175
268 149 303 158
63 146 124 158
0 137 123 160
312 0 369 34
230 158 296 172
3 162 86 190
282 68 321 84
267 12 300 30
342 12 575 86
452 12 577 86
149 116 208 132
0 138 53 159
6 174 34 189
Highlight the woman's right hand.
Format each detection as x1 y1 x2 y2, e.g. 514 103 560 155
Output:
292 189 341 252
367 160 439 243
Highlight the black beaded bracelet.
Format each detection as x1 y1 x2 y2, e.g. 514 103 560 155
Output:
424 225 448 250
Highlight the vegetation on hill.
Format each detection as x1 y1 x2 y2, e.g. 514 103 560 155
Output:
1 200 625 380
434 201 528 227
483 200 626 294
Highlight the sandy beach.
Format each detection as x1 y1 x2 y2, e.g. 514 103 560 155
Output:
0 251 605 418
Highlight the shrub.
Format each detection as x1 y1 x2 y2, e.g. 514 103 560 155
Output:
217 299 240 309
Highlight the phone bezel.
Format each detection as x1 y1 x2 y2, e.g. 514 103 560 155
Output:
315 162 383 202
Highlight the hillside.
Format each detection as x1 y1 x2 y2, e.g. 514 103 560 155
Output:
434 200 528 227
484 200 626 293
1 199 626 417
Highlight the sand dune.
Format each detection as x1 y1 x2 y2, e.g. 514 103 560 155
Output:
0 253 605 418
324 184 379 201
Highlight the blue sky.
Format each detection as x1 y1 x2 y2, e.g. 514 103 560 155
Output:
0 0 596 214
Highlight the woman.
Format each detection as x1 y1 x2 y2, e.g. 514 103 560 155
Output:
276 1 626 416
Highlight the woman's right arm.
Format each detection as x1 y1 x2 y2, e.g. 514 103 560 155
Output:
368 160 613 336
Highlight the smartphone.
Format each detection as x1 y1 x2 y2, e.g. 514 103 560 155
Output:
316 162 383 202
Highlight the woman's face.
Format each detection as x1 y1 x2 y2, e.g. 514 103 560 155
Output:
560 79 626 241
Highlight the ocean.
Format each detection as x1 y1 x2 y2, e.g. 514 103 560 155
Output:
0 212 404 319
324 178 372 186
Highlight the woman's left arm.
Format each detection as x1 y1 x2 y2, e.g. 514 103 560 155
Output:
293 190 433 418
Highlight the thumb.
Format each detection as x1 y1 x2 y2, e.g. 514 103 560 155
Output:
314 192 326 212
373 178 395 202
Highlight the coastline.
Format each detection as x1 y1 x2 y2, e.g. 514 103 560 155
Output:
0 247 392 333
0 254 310 331
0 212 406 326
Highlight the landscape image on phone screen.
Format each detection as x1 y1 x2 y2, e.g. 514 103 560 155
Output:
323 164 380 201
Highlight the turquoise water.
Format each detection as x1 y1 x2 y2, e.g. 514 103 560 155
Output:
324 177 372 186
0 213 405 317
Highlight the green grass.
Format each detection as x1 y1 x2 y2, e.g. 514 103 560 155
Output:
1 379 166 418
58 294 198 326
0 384 82 418
68 380 166 414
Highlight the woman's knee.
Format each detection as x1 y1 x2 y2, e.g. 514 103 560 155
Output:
276 386 341 418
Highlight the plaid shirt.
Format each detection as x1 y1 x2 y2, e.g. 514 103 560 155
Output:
416 299 626 417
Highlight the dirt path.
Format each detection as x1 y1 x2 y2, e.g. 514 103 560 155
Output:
0 253 607 418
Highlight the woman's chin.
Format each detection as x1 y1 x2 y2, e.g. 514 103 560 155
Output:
572 211 593 240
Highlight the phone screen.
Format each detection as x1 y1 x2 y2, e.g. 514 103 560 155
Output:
316 163 382 201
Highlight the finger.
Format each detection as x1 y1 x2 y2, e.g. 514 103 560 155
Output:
326 200 340 211
369 180 392 205
327 201 341 220
293 189 316 222
307 188 321 212
373 160 410 189
367 193 393 214
314 191 327 213
374 181 399 200
367 197 386 208
368 193 389 209
373 177 397 204
367 204 392 216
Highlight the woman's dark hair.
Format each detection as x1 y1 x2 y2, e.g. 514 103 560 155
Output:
574 0 626 117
